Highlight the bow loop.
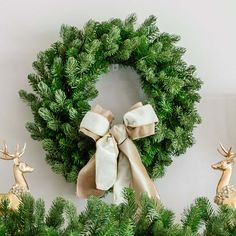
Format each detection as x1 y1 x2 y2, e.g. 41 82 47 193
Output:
124 103 159 140
79 105 113 141
124 103 158 128
77 102 160 204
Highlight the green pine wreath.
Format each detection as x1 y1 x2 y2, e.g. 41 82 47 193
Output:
19 14 202 183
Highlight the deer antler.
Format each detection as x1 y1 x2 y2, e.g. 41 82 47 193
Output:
217 143 236 159
0 142 26 160
17 143 26 158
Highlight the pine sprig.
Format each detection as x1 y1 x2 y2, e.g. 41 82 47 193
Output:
45 197 66 229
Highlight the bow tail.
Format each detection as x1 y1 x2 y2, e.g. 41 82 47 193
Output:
76 156 105 198
77 134 119 198
113 152 132 204
114 138 160 203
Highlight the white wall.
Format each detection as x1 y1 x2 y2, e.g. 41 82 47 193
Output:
0 0 236 219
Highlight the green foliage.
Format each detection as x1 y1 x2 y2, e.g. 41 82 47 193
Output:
19 13 202 182
1 190 236 235
45 197 65 229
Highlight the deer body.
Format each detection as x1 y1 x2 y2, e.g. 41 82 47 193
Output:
0 142 33 210
0 193 20 210
212 144 236 208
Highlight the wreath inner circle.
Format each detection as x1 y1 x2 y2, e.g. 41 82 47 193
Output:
90 65 145 124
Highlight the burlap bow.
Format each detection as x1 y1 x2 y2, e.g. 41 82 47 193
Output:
76 102 160 204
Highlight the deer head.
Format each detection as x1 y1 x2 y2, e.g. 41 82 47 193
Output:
0 141 34 173
211 144 236 171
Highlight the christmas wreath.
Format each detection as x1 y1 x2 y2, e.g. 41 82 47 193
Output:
19 14 202 183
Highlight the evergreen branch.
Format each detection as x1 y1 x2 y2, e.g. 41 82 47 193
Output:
1 192 236 236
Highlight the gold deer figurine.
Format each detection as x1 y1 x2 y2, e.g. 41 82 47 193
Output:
0 142 34 210
212 144 236 208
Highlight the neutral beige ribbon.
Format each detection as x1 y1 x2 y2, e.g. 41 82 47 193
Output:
76 102 161 204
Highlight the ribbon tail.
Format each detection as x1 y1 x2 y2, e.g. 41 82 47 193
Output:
96 135 119 190
118 139 161 203
113 153 132 204
76 156 105 198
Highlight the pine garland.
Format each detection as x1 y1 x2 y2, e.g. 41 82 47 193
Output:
19 14 202 182
0 190 235 235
